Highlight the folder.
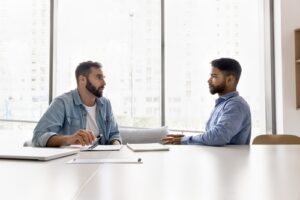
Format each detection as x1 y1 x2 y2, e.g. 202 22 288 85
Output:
126 143 169 152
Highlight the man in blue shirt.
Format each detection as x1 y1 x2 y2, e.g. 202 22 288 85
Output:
162 58 251 145
32 61 121 147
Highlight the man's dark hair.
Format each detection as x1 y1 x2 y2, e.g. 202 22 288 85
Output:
211 58 242 83
75 61 102 83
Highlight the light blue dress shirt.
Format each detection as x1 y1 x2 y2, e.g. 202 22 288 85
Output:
181 91 251 145
32 89 121 147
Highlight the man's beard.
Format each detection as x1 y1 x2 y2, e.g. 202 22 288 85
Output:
86 78 103 98
209 81 226 95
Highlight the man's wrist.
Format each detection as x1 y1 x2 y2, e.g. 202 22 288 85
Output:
62 135 71 146
110 139 121 145
180 136 190 145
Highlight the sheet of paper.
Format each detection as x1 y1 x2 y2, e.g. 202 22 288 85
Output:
67 145 122 151
67 158 142 164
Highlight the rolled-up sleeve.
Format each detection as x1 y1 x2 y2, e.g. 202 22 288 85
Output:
108 115 122 144
105 100 122 144
32 99 65 147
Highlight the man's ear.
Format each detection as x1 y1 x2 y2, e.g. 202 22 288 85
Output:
226 75 235 85
78 75 87 85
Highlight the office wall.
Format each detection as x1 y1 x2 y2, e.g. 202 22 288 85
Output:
275 0 300 134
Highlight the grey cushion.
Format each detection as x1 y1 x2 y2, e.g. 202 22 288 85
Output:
23 140 33 147
120 126 169 144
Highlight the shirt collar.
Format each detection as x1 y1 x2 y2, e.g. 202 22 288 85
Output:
215 91 239 106
72 89 104 106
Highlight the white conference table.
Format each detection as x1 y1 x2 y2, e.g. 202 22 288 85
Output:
1 145 300 200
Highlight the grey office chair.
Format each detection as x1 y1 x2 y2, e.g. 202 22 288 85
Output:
252 134 300 145
23 140 33 147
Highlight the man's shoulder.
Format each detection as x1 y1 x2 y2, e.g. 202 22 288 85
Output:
55 90 73 100
230 94 247 102
226 95 250 111
53 90 76 105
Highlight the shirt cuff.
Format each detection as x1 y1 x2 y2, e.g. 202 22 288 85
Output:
37 132 57 147
181 136 192 145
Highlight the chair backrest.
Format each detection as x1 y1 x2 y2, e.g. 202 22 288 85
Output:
120 126 168 144
252 134 300 145
23 140 33 147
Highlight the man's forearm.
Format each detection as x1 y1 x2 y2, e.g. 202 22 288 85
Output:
46 135 69 147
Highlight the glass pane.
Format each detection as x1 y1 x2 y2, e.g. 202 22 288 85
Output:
0 0 50 121
165 0 266 136
55 0 161 127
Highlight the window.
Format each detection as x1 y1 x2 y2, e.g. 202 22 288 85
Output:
55 0 161 127
0 0 50 121
0 0 269 138
165 0 267 136
56 0 268 136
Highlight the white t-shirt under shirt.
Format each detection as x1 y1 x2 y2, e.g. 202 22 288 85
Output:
83 104 100 137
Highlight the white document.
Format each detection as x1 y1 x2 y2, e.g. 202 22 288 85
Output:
126 143 169 152
67 158 142 164
81 145 122 151
67 145 122 151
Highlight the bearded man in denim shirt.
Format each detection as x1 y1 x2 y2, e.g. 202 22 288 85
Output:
32 61 121 147
162 58 251 145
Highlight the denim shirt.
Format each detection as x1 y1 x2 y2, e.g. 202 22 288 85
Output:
181 91 251 145
32 89 121 147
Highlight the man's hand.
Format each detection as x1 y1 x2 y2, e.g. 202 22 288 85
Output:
46 129 96 147
110 139 121 145
67 129 96 146
161 134 185 145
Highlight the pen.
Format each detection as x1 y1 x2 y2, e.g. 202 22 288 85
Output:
88 136 101 150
